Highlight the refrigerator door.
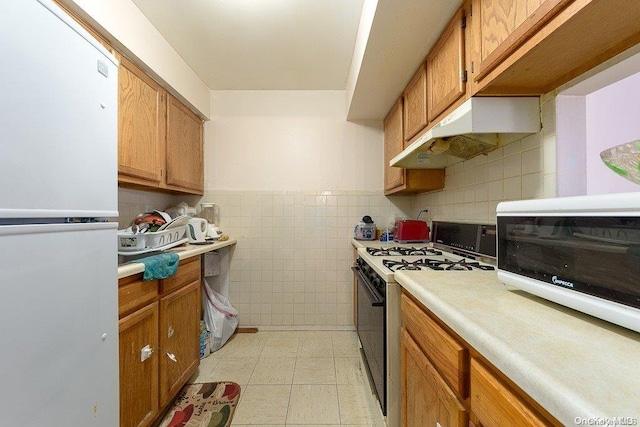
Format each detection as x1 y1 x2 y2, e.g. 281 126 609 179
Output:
0 0 118 219
0 222 118 425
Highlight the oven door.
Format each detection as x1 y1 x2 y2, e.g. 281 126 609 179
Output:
352 266 386 414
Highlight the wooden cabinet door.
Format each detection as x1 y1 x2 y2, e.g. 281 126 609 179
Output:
165 94 204 193
384 98 406 192
118 56 165 185
472 0 569 81
401 329 467 427
119 302 159 427
159 280 201 407
403 64 428 142
427 7 466 122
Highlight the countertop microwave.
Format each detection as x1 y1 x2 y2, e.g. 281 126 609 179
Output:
497 192 640 333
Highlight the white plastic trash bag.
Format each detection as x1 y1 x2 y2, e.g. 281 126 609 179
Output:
202 279 238 352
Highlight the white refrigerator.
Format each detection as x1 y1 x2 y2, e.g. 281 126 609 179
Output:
0 1 119 425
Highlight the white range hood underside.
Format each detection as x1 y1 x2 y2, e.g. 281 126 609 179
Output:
391 97 541 169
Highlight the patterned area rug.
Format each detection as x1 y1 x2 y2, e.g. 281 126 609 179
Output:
158 382 241 427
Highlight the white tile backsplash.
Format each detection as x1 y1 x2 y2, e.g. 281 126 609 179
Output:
200 189 412 328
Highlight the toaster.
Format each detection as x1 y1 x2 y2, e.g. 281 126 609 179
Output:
393 220 430 243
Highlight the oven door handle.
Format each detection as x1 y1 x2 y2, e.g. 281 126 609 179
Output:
351 266 384 306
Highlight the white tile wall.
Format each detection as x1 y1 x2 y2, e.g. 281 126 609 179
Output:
201 190 412 328
413 95 558 222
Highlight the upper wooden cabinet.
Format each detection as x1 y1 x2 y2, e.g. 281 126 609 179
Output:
472 0 567 83
427 7 466 122
403 64 428 142
384 98 445 195
117 60 204 195
384 98 406 192
165 94 204 193
118 56 166 185
468 0 640 95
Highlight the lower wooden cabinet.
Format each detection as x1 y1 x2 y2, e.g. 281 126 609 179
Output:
159 280 200 407
401 328 467 427
119 301 159 427
400 289 559 427
118 256 201 427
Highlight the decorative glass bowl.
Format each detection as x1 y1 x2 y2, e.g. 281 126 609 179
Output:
600 140 640 186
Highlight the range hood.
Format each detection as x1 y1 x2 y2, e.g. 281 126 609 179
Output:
390 97 541 169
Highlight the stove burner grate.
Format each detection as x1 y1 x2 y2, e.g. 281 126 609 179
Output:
367 247 442 257
382 257 495 272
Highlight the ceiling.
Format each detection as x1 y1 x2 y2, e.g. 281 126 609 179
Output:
132 0 458 120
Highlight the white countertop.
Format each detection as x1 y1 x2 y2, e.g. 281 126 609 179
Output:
394 269 640 424
117 238 237 279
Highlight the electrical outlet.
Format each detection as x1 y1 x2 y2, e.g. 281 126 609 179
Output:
140 345 153 362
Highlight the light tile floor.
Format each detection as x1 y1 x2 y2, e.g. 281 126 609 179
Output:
189 330 387 426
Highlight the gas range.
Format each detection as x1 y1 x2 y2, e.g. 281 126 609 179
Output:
357 221 497 283
358 244 495 284
352 222 496 423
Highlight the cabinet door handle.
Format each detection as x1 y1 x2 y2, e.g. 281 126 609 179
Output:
167 325 174 338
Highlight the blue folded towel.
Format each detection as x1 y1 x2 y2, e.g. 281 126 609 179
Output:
138 253 180 281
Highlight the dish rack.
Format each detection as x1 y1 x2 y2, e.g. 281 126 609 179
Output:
118 226 187 255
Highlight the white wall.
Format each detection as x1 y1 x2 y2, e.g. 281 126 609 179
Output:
60 0 210 118
206 91 383 191
585 72 640 194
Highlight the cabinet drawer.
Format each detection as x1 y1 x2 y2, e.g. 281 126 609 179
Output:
470 358 549 427
118 275 158 318
401 292 468 397
161 256 201 295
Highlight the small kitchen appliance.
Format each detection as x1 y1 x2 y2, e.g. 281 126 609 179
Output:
497 191 640 333
354 215 376 240
393 219 430 243
188 218 208 243
199 203 222 239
